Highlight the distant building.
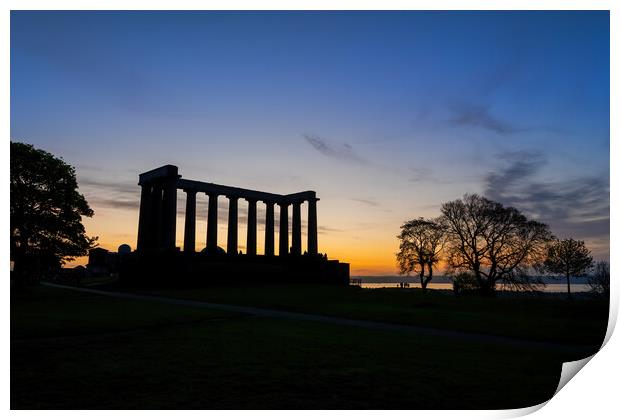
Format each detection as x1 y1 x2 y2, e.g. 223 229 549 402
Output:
87 247 123 275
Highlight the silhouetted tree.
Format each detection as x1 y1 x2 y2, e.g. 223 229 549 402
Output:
11 142 96 286
440 194 552 295
396 217 444 291
588 261 610 297
544 238 593 299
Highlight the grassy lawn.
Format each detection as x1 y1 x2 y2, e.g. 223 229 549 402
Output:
11 286 232 339
104 282 609 346
10 285 590 409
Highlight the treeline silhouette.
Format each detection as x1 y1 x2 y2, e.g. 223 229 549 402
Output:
397 194 606 298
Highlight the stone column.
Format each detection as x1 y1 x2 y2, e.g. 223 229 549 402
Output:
307 197 318 255
292 201 302 255
279 202 289 256
264 201 275 256
183 190 197 253
151 184 163 248
227 196 239 255
207 193 218 252
246 198 257 256
137 183 152 251
161 179 177 250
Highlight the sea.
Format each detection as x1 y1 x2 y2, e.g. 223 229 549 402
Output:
354 276 591 293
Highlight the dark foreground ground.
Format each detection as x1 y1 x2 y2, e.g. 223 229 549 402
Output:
11 282 608 409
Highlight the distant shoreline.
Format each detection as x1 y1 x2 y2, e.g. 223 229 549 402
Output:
356 275 591 285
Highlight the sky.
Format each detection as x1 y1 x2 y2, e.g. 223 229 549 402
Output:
10 11 610 275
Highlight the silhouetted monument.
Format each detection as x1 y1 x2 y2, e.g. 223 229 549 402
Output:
121 165 349 286
136 165 318 256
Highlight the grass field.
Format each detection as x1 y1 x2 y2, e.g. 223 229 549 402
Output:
104 282 609 345
11 284 608 409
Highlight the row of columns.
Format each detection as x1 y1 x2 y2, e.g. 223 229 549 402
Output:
182 192 318 256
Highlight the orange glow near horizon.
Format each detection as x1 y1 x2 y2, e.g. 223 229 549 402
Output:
70 200 408 276
69 177 609 276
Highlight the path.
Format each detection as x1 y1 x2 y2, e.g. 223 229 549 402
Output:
41 282 597 354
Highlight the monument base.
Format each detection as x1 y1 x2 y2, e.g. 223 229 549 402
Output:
118 250 350 287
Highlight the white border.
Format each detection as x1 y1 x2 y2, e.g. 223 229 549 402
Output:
4 1 617 418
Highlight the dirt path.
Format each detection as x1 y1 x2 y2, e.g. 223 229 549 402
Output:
41 282 597 354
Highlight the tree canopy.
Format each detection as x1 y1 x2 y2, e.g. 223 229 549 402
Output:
439 194 553 294
544 238 593 298
396 217 444 291
10 141 96 283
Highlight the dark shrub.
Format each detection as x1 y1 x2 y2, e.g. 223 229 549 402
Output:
452 272 478 296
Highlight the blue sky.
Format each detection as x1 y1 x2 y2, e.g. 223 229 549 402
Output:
11 11 610 273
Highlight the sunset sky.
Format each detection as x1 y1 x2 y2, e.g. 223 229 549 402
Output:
11 11 609 275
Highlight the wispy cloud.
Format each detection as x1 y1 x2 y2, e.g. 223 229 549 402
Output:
79 177 139 195
449 104 521 135
484 150 547 197
303 134 460 186
408 167 466 185
78 177 140 212
448 103 564 136
409 167 450 183
483 150 609 257
350 198 379 207
303 134 368 164
87 197 140 211
318 225 345 234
